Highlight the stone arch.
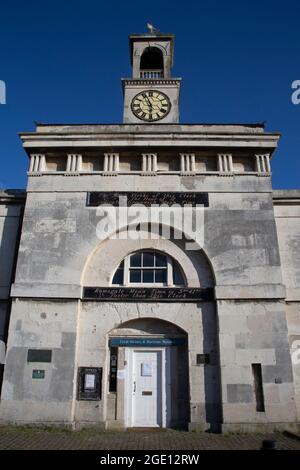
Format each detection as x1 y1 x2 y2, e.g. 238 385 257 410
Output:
108 317 190 429
109 316 188 337
81 225 222 431
81 227 214 288
140 46 164 71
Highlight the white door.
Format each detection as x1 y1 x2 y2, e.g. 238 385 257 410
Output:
131 350 163 427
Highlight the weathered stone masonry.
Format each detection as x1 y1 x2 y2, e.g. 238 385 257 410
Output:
0 30 299 432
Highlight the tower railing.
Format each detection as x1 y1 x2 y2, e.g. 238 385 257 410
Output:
140 70 164 79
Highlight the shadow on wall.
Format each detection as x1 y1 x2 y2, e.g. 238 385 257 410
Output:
201 302 223 433
0 199 25 396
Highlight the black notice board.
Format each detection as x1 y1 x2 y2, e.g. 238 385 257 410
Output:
87 191 209 207
27 349 52 363
83 287 214 302
77 367 102 401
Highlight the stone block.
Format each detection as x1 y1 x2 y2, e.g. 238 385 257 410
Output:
226 384 253 403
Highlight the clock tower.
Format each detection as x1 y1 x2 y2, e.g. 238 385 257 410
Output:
122 29 181 123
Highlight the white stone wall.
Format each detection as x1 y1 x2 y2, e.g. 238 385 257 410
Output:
12 175 281 297
218 300 296 424
274 202 300 300
0 298 220 428
75 301 218 428
1 122 297 430
274 196 300 420
0 299 78 424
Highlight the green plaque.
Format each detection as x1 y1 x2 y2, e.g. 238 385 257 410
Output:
32 369 45 379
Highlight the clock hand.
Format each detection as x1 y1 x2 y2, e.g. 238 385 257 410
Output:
145 96 153 111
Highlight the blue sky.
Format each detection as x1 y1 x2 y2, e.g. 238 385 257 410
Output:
0 0 299 189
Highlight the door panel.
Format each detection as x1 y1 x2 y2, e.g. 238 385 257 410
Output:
132 350 162 427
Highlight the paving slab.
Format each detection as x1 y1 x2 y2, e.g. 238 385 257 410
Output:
0 427 300 450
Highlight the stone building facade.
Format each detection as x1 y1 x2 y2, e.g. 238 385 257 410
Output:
0 31 299 432
0 190 25 390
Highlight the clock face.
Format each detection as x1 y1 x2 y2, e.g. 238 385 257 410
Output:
131 90 171 122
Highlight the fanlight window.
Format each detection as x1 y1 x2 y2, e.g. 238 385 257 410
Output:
112 251 185 286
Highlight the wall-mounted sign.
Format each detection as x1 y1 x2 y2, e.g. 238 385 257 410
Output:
109 347 118 392
109 337 187 347
87 191 209 207
117 370 125 380
77 367 102 401
27 349 52 363
141 363 152 376
84 374 96 389
196 354 210 365
83 287 214 302
32 369 45 379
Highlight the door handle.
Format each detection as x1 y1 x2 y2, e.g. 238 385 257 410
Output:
133 381 136 393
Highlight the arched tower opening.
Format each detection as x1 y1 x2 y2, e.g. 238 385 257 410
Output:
140 47 164 78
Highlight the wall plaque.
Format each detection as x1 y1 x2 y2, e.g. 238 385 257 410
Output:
84 374 96 389
77 367 102 401
32 369 45 379
87 191 209 207
109 347 118 392
83 287 214 302
110 337 187 347
27 349 52 363
196 354 210 365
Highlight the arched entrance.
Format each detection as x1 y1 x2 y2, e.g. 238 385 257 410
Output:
82 235 222 432
108 318 189 429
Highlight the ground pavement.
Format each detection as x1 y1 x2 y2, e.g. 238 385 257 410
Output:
0 427 300 450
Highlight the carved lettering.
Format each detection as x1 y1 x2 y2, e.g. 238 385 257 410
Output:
83 287 214 302
87 192 209 207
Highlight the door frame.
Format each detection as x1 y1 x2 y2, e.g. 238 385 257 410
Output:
124 347 170 428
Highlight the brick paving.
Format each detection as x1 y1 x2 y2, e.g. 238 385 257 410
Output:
0 427 300 450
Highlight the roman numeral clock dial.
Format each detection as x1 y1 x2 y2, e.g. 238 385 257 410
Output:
131 90 171 122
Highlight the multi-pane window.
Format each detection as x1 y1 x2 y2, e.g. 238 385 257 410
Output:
112 260 124 285
112 250 185 286
129 251 167 284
